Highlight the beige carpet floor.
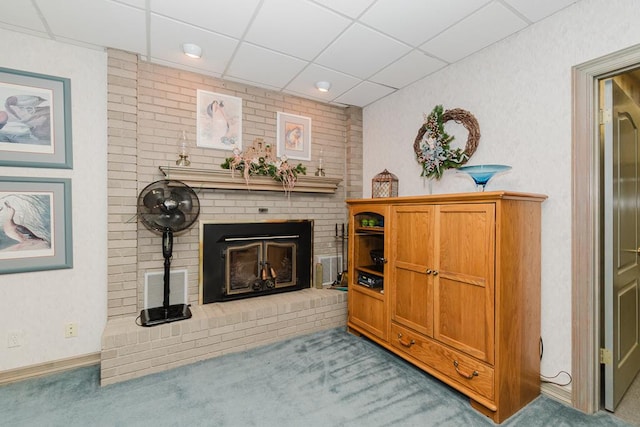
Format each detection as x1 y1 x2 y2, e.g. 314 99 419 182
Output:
615 373 640 426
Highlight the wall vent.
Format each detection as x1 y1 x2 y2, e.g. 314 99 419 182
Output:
144 269 188 309
315 255 343 285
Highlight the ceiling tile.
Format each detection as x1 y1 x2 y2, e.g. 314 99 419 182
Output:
370 51 447 89
223 75 282 92
333 81 396 107
311 0 376 19
225 43 308 88
420 2 527 63
150 14 238 75
150 0 261 38
36 0 147 54
284 64 361 102
245 0 350 60
316 23 411 79
360 0 491 46
504 0 579 22
112 0 145 8
0 1 47 34
151 58 223 80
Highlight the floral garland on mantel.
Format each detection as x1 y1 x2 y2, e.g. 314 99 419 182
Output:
221 138 306 194
413 105 480 180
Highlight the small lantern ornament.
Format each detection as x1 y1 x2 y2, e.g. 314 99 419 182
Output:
372 169 398 198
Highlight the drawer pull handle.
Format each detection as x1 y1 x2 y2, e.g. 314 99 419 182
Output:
432 270 439 276
453 360 478 379
397 333 415 348
426 269 432 274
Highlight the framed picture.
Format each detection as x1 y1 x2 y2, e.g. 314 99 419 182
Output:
0 67 72 169
196 90 242 151
0 177 72 274
277 112 311 160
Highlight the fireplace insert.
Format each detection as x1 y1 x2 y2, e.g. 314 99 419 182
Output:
200 220 312 303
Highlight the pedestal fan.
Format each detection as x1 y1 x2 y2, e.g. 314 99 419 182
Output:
137 179 200 326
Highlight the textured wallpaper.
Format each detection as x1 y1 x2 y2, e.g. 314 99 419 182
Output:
363 0 640 389
0 29 108 371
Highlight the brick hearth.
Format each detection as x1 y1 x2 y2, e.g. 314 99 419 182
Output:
100 289 347 385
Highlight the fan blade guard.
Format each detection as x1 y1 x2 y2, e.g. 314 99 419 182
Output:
137 179 200 233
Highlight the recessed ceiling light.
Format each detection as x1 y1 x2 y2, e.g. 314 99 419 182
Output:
182 43 202 59
315 81 331 92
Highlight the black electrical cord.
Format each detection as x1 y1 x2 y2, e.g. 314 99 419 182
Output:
539 337 573 386
541 371 573 387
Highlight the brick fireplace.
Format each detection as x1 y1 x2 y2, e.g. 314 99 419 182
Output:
101 217 347 386
103 49 361 385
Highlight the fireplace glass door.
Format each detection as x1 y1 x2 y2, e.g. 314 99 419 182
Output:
265 241 296 288
225 240 297 296
226 242 262 295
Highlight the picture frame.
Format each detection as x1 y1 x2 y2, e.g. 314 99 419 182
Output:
196 89 242 151
0 67 72 169
0 177 73 274
277 112 311 160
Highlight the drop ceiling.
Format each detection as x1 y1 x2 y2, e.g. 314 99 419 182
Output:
2 0 579 107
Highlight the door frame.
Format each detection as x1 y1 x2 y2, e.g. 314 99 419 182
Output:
572 43 640 414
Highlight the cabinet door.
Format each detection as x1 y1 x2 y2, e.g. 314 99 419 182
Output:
390 205 435 337
349 285 387 339
434 204 495 364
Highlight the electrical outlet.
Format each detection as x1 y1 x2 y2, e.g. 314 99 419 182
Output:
7 330 21 348
65 323 77 338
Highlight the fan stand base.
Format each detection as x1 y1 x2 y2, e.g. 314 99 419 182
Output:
139 304 192 327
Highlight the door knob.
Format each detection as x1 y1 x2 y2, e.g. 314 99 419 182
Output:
622 248 640 254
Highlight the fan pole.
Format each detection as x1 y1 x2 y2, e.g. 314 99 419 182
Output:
162 229 173 309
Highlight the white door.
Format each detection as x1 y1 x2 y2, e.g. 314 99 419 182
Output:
603 77 640 411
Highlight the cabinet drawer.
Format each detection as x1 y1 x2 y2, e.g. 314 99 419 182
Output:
391 323 494 401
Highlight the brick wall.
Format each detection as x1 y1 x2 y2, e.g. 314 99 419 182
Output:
107 49 139 317
107 49 363 319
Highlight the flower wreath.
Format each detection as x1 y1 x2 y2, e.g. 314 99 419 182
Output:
413 105 480 180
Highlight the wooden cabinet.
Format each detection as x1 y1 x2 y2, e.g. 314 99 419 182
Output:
347 192 546 424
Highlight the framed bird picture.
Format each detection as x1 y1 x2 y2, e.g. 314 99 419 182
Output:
0 177 72 274
0 67 73 169
277 112 311 161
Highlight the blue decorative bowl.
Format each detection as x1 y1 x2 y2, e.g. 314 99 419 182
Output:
458 164 512 191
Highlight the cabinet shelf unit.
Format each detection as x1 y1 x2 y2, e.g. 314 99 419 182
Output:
348 206 389 339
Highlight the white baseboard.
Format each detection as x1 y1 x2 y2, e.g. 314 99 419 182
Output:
541 381 572 405
0 352 100 386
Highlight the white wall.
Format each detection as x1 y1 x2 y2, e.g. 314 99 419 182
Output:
364 0 640 390
0 29 108 371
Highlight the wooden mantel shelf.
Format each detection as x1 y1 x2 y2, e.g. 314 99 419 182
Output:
159 166 342 194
